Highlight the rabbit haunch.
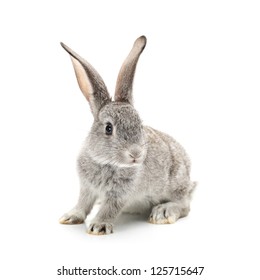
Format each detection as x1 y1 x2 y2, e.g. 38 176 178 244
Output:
59 36 196 235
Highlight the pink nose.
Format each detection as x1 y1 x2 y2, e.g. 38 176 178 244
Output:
129 153 137 159
129 151 142 162
128 144 143 162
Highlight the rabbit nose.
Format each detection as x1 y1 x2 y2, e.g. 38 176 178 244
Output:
129 153 141 163
129 152 141 159
128 146 142 160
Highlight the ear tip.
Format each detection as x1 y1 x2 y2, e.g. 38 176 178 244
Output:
135 35 147 50
139 35 147 42
60 42 68 50
60 42 74 57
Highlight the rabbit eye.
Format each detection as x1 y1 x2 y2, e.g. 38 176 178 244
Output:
105 122 113 135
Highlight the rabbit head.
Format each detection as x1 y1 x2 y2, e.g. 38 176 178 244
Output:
61 36 147 168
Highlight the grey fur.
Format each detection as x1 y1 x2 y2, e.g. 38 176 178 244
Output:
59 36 196 235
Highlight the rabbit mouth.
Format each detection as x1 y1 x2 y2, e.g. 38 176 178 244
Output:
112 150 145 167
127 154 143 165
107 156 144 168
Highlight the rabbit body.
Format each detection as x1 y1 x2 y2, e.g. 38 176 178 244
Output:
59 36 196 234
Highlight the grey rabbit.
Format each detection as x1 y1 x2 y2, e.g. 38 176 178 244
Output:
59 36 196 235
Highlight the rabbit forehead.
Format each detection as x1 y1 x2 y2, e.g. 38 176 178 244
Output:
99 102 142 126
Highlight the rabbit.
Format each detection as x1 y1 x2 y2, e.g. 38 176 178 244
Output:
59 36 196 235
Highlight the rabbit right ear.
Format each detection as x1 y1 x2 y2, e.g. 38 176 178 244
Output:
61 42 111 117
114 36 147 105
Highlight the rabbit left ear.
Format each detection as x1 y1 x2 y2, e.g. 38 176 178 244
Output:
61 42 111 117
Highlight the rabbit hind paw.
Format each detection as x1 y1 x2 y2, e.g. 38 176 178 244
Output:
149 204 178 224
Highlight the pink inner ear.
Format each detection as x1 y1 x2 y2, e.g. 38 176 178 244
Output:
70 56 93 102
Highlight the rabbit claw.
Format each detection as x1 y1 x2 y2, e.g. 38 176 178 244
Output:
59 211 85 224
87 222 113 235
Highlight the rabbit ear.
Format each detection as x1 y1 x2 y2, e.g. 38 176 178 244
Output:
114 36 147 105
60 42 111 117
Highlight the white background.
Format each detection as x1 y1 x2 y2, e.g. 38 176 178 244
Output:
0 0 259 279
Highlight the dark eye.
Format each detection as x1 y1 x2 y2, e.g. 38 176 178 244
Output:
105 122 113 135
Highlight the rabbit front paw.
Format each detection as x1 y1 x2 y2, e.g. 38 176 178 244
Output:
149 204 178 224
87 222 113 235
59 210 85 224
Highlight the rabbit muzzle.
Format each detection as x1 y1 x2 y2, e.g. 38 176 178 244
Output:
123 143 146 166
